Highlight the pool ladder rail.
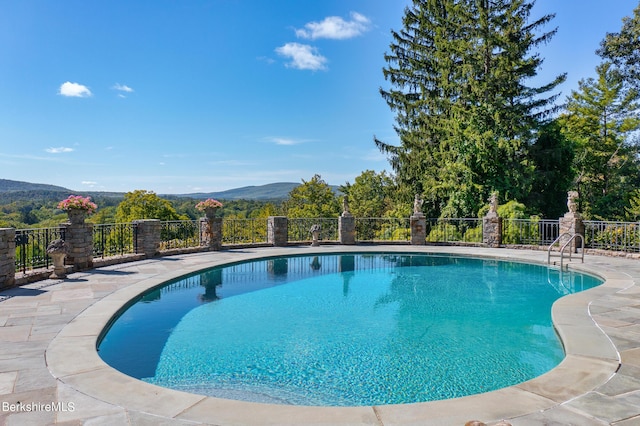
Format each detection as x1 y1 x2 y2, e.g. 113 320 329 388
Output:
547 232 585 270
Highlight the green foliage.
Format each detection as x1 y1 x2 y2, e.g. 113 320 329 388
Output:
250 203 281 218
376 0 565 218
626 190 640 220
426 219 482 243
463 227 483 243
284 175 340 218
340 170 395 217
588 222 640 251
0 192 283 229
427 224 462 243
115 190 186 222
497 200 527 220
598 2 640 90
558 62 640 219
493 200 542 244
527 121 576 218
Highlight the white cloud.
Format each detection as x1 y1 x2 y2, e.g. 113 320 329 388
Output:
113 83 133 93
265 137 307 146
81 181 97 185
45 147 74 154
295 12 371 40
58 81 92 98
275 43 327 71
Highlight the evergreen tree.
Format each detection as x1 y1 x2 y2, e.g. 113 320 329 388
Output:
558 62 640 219
526 121 575 218
376 0 565 217
598 2 640 90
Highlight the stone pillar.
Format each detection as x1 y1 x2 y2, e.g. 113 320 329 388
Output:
268 216 288 247
200 217 222 251
482 192 502 247
559 213 584 252
133 219 161 258
410 214 426 245
559 191 584 252
482 215 502 247
339 214 356 245
62 222 93 270
0 228 16 289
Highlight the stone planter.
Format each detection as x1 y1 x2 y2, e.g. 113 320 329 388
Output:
204 207 219 220
66 209 87 225
46 239 67 279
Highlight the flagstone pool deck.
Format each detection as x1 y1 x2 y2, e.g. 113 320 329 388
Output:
1 245 640 425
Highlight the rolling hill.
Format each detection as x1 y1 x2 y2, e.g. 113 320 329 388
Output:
0 179 71 193
0 179 342 202
182 182 302 200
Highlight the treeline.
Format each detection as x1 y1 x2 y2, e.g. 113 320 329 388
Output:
3 166 640 231
374 0 640 221
0 192 278 229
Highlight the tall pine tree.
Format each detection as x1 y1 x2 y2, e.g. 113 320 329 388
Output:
597 2 640 90
558 62 640 219
376 0 565 217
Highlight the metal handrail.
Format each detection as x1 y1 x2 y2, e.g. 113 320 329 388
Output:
547 232 584 269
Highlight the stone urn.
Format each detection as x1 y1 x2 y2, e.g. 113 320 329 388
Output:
66 209 87 225
46 239 68 279
310 224 321 247
204 207 219 220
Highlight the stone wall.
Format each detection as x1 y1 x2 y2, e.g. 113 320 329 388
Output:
62 222 93 270
268 216 288 246
559 213 584 252
133 219 161 258
0 228 15 289
200 217 222 250
482 216 502 247
339 214 356 245
410 214 426 245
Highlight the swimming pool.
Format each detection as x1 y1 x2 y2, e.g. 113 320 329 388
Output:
98 253 602 406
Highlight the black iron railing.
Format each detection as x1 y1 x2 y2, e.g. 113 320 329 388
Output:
355 217 410 242
288 218 339 242
425 218 483 243
160 220 200 250
12 217 640 275
584 220 640 253
222 218 269 244
502 219 560 245
93 223 137 258
14 227 66 273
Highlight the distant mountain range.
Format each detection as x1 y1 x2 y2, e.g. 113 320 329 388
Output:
0 179 339 201
181 182 302 200
0 179 70 193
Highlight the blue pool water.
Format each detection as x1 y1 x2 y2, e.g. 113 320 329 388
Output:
98 253 603 406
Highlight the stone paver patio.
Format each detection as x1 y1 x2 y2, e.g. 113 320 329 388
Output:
1 245 640 425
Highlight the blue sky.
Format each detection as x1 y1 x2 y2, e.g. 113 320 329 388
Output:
0 1 636 194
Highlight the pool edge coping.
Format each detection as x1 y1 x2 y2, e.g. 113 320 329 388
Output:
44 245 633 425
